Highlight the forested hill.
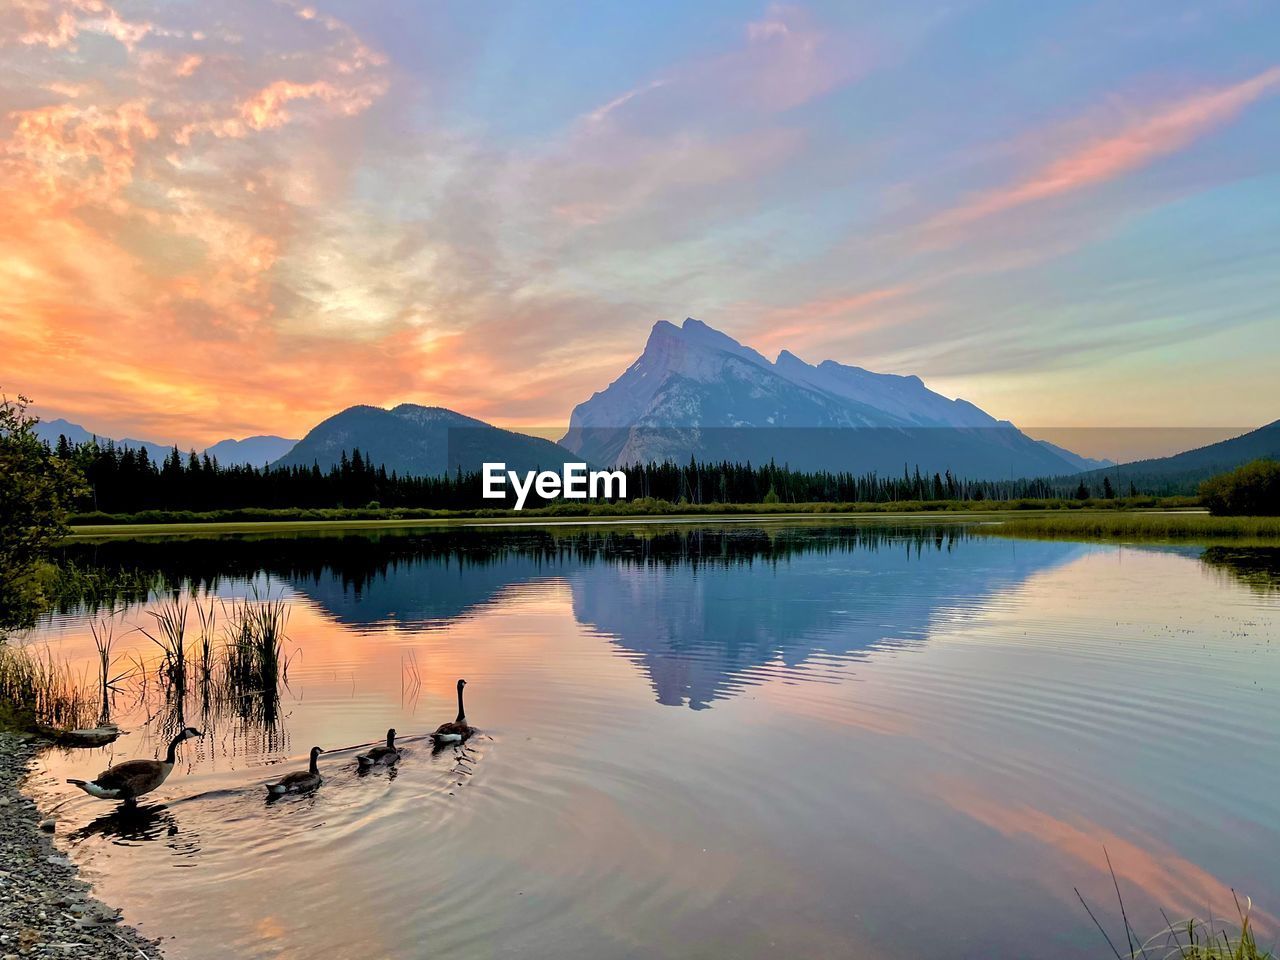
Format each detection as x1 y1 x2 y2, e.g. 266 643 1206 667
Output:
1074 420 1280 494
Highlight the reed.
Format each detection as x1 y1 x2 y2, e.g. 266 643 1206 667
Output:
220 591 293 697
88 615 134 724
975 512 1280 542
1085 899 1273 959
139 598 190 688
1079 853 1274 959
1 590 297 738
0 642 97 731
194 598 218 685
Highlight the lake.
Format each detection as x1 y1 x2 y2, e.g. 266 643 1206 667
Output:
20 521 1280 959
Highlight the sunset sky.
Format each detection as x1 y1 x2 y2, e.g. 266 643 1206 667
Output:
1 0 1277 449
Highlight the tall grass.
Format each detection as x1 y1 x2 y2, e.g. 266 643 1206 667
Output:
221 592 292 697
0 643 97 731
64 496 1204 531
139 598 189 688
2 592 297 738
213 592 292 751
975 513 1280 542
194 599 218 686
88 615 135 725
1079 854 1274 959
1083 897 1273 959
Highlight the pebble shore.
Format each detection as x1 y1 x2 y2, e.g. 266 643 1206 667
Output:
0 733 166 960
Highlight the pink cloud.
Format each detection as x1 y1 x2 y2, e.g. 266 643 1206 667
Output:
924 66 1280 237
737 286 913 356
698 4 866 113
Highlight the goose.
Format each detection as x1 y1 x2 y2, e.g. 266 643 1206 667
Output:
265 747 325 795
67 726 202 805
431 679 475 743
356 729 400 768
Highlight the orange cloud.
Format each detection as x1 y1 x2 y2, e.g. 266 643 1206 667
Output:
0 0 430 446
3 99 158 205
924 66 1280 237
11 0 153 51
175 76 388 144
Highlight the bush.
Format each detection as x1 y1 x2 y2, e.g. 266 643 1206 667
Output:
1200 459 1280 516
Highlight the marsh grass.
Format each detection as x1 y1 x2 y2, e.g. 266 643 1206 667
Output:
0 642 97 731
64 496 1203 534
1080 853 1274 959
194 598 218 684
88 615 135 724
2 591 297 739
139 598 189 689
221 591 293 698
975 513 1280 543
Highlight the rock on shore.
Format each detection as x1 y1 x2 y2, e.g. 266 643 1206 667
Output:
0 733 165 959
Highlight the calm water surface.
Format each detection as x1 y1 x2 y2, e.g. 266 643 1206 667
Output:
20 522 1280 959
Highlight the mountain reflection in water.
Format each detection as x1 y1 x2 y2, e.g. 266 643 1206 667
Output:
24 522 1280 960
55 524 1084 711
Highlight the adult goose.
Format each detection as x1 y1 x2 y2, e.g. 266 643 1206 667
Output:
265 746 324 795
68 726 202 805
356 729 400 768
431 679 475 743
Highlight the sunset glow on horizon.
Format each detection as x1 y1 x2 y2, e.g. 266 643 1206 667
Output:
2 1 1277 448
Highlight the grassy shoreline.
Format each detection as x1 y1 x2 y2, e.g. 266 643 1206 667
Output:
65 497 1204 538
971 511 1280 543
60 505 1280 543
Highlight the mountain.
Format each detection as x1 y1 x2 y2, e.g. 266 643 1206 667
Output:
273 404 575 476
203 436 298 466
1081 419 1280 493
560 318 1099 479
32 418 297 466
34 418 175 462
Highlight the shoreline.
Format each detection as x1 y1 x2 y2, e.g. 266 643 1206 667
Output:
0 733 166 960
64 506 1210 540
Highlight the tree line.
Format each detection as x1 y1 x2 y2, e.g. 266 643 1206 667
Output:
48 435 1139 514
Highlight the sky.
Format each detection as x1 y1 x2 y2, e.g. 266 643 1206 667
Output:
1 0 1278 452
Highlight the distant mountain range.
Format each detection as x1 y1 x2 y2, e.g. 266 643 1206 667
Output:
202 436 301 466
33 418 297 467
272 404 573 475
559 318 1109 479
40 318 1276 487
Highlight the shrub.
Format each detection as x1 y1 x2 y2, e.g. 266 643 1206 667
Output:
1200 459 1280 516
